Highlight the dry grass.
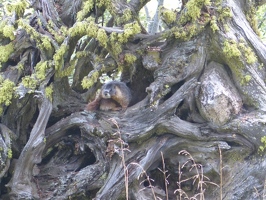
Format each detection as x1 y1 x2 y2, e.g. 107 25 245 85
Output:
109 118 221 200
174 150 219 200
108 118 131 200
158 152 170 200
218 145 223 200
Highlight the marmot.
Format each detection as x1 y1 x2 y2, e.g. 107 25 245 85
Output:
86 81 132 111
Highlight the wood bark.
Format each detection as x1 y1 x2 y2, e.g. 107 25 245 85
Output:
0 0 266 200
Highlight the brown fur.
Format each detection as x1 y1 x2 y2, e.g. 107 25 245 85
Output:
86 81 131 111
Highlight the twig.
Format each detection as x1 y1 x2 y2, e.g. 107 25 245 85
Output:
109 118 129 200
175 150 219 200
263 178 266 200
158 152 169 200
129 162 157 200
218 145 223 200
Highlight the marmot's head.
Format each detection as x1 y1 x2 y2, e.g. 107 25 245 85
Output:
101 82 117 99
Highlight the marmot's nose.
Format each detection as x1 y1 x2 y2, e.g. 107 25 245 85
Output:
104 91 109 96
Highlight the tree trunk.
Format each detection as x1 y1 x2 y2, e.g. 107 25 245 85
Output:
0 0 266 199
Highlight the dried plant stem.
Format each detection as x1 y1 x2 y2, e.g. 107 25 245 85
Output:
263 178 266 200
109 118 129 200
178 162 181 200
175 150 219 200
129 162 157 200
121 140 129 200
218 145 223 200
160 152 169 200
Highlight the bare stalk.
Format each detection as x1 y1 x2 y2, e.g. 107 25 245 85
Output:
129 162 157 200
263 177 266 200
158 152 169 200
218 145 223 200
175 150 219 200
109 118 129 200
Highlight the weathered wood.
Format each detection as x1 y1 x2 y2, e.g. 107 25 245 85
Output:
6 93 52 199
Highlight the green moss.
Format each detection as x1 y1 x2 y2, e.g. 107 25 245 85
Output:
96 0 111 8
109 23 140 57
118 22 141 43
69 21 95 38
47 21 65 44
17 63 24 72
223 39 257 66
187 24 198 38
173 28 187 39
45 85 53 102
241 74 252 85
0 79 15 107
116 9 132 24
226 150 244 162
223 40 241 58
185 1 201 20
76 0 94 21
7 148 12 159
238 43 257 64
246 6 260 36
124 53 137 64
87 21 99 38
41 37 53 51
180 0 210 23
69 22 87 37
173 22 206 41
0 43 14 64
110 32 117 42
223 24 230 32
218 7 232 21
53 44 68 71
21 76 38 90
81 71 99 89
161 8 176 24
57 64 75 78
259 136 266 154
210 16 219 32
35 61 49 80
6 0 28 17
3 25 15 40
18 20 54 56
97 29 108 48
111 42 122 57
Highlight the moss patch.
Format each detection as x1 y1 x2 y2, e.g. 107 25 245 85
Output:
180 0 210 23
0 43 14 64
223 40 241 58
2 25 15 40
259 136 266 154
210 16 219 32
81 71 99 89
53 44 68 71
6 0 28 17
160 8 176 24
0 78 15 115
35 61 50 80
76 0 94 21
21 76 38 90
97 29 108 48
124 53 137 64
45 85 53 102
